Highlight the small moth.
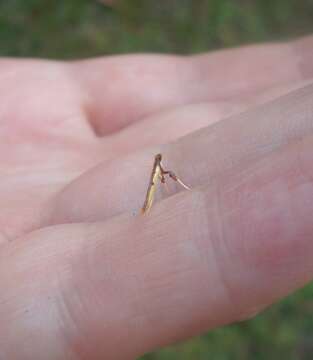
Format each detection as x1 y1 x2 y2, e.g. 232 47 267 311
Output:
141 154 191 214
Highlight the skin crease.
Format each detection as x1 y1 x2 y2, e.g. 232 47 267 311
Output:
0 36 313 359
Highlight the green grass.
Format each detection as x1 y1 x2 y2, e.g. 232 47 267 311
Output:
142 285 313 360
1 1 313 359
1 0 313 58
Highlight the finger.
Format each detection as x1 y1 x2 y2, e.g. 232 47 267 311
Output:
2 136 313 359
1 36 311 141
3 80 310 244
48 82 313 224
0 97 256 244
102 101 246 156
72 35 313 135
102 79 313 156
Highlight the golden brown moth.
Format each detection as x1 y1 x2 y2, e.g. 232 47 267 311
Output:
141 154 190 214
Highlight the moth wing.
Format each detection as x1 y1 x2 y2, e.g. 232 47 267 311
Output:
142 164 162 214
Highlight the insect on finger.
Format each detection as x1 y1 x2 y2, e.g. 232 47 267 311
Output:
141 154 191 214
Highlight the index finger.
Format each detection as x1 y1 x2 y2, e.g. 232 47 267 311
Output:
49 82 313 224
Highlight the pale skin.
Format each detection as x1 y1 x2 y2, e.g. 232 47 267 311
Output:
0 35 313 359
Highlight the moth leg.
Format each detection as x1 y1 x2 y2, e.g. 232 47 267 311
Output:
167 171 191 190
158 172 166 184
158 170 171 193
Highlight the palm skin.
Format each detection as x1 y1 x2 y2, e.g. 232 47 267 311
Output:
0 60 93 241
0 57 227 241
0 36 313 360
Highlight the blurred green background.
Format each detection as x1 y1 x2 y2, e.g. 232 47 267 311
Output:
1 0 313 58
1 0 313 359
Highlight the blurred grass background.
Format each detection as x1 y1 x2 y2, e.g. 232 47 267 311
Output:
1 0 313 58
1 0 313 359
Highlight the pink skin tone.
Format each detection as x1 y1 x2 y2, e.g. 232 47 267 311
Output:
0 36 313 359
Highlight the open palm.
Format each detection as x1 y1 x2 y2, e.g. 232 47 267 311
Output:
1 36 313 360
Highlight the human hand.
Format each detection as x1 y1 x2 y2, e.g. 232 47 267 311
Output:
1 36 313 359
